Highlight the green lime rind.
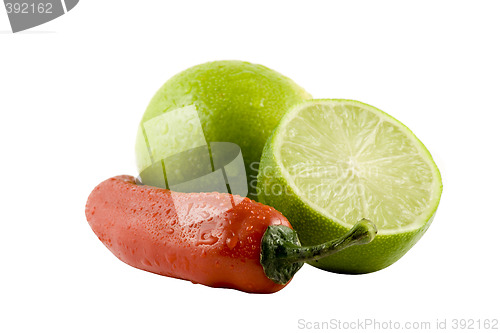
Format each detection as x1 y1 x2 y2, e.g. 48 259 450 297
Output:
135 60 311 200
257 99 442 273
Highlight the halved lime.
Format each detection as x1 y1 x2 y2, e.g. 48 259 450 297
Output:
257 99 442 273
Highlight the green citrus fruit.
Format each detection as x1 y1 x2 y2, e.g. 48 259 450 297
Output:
135 60 311 199
257 99 442 273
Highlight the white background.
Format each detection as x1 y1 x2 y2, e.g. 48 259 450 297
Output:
1 1 499 332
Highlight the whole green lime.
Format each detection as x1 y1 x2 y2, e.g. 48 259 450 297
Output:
257 99 442 273
135 60 311 199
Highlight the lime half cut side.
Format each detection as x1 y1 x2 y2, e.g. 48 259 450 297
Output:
257 99 442 273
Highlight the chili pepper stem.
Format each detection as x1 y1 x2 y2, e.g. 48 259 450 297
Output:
260 219 377 285
285 218 377 264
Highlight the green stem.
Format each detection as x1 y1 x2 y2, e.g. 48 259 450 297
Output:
260 219 377 285
285 218 377 263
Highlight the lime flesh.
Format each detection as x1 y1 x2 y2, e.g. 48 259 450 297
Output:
257 99 442 273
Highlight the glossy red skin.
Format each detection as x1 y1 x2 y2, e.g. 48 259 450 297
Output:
85 175 292 293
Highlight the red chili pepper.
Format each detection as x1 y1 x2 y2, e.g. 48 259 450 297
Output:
85 175 376 293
